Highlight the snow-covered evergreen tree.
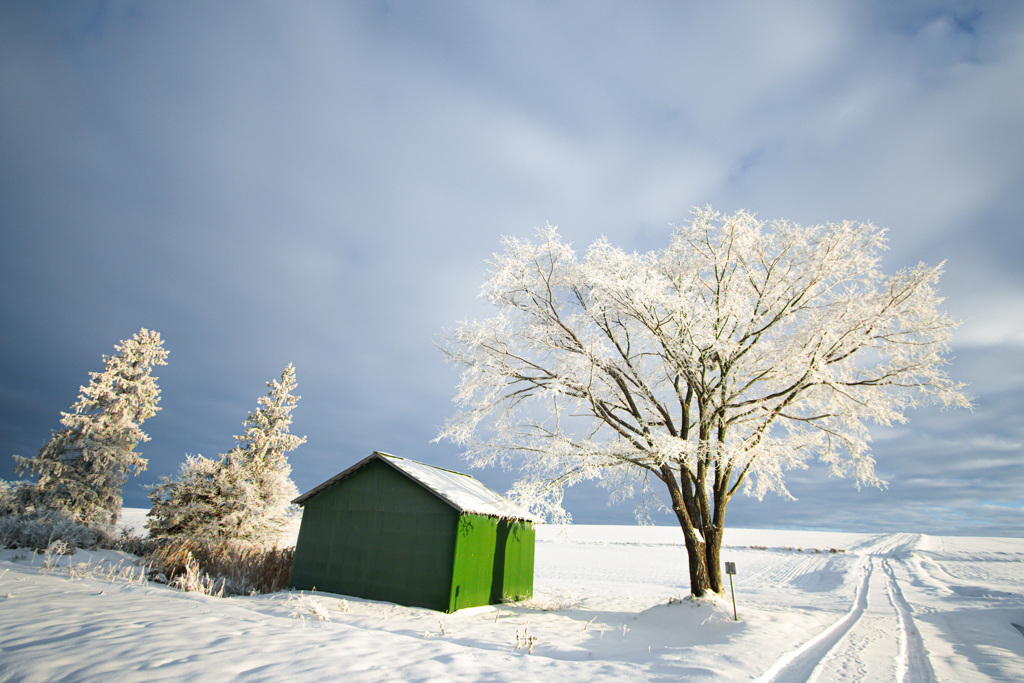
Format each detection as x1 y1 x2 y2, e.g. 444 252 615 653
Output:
147 364 305 546
145 454 250 540
0 479 34 516
15 329 168 531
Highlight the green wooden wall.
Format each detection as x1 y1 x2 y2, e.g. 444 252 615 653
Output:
448 514 535 612
289 459 459 612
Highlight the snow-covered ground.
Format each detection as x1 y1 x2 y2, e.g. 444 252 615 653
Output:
1 510 1022 681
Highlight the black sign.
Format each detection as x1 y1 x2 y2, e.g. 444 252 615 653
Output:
724 561 736 575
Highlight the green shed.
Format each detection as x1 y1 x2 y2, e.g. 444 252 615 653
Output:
288 452 537 613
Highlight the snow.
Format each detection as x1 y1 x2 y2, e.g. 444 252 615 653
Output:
378 453 539 522
2 510 1023 681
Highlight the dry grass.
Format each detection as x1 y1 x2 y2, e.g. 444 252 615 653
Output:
148 538 294 596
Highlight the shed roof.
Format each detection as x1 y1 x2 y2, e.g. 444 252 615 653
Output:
293 452 540 522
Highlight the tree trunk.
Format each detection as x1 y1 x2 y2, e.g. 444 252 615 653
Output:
672 511 725 596
682 532 711 596
662 466 724 597
704 524 724 594
668 508 723 597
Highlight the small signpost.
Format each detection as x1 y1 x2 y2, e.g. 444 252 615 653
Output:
724 562 738 621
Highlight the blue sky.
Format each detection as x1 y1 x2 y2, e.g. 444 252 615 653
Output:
2 1 1022 535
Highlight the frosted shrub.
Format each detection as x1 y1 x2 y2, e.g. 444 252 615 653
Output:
287 591 331 621
0 510 101 551
0 479 36 515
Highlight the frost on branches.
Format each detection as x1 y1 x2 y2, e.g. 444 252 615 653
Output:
148 364 305 546
14 329 168 531
437 209 970 596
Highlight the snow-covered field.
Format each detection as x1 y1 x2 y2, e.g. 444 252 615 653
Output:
2 510 1022 681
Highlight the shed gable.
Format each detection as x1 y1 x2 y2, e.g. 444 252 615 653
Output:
289 459 459 611
292 452 538 523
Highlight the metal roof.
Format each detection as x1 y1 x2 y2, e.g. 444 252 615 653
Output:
292 451 540 522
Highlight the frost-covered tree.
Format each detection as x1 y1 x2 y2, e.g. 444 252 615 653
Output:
0 479 35 516
145 453 251 541
14 329 168 531
437 209 970 596
148 364 305 546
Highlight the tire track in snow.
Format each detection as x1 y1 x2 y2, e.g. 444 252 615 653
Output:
864 532 920 558
752 558 872 683
755 535 930 683
882 559 937 683
740 553 834 591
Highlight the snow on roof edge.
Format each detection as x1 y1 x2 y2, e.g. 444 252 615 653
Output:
292 451 540 523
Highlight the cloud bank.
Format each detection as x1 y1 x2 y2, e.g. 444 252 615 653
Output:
1 1 1021 534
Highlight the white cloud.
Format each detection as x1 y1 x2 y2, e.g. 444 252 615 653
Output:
1 1 1022 533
